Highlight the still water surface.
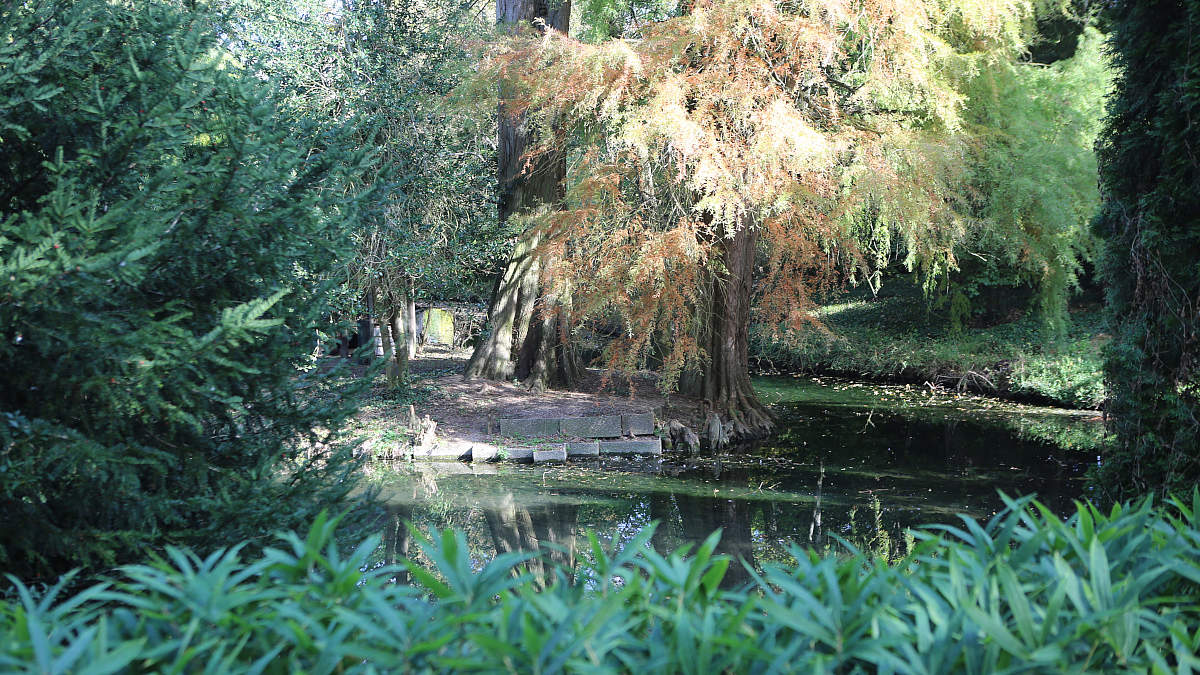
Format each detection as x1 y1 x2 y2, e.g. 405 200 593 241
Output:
371 377 1103 580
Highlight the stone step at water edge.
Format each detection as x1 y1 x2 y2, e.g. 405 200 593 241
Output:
408 444 470 461
465 443 499 463
566 441 599 457
533 447 567 463
467 438 663 462
501 447 536 462
498 412 658 440
598 438 664 456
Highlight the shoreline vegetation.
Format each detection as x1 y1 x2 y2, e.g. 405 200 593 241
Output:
751 281 1106 411
3 497 1197 672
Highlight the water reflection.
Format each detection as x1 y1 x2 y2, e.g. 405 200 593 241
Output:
371 380 1095 580
483 494 578 586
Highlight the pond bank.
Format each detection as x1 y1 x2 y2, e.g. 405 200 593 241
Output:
341 340 1108 465
344 345 705 462
362 373 1100 572
749 288 1107 410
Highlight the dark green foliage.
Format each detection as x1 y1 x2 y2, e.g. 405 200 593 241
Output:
225 0 506 307
1092 0 1200 499
2 495 1199 672
0 0 372 579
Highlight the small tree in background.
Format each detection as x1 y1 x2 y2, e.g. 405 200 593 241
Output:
0 0 374 580
1092 0 1200 499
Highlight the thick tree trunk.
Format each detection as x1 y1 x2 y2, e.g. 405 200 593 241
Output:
496 0 569 29
464 232 541 380
516 299 582 392
697 223 774 442
464 0 571 384
513 253 541 349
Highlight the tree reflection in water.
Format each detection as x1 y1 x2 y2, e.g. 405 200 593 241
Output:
484 493 579 587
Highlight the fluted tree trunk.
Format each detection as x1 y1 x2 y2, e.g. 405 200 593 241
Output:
679 218 774 443
701 223 773 440
464 232 541 380
464 0 573 388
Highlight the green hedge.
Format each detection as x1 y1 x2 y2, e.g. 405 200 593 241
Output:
3 495 1199 673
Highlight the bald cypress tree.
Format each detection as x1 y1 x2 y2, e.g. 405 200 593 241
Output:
1093 1 1200 499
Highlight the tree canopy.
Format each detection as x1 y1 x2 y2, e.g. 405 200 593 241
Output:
460 0 1105 437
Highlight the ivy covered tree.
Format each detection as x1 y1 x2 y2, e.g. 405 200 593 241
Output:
1092 0 1200 499
0 0 372 579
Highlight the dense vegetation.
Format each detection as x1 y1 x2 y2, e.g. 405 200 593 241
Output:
1091 0 1200 501
224 0 505 383
1 0 1198 669
0 0 373 579
750 280 1107 409
3 496 1199 672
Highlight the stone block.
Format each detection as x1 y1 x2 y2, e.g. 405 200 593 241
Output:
598 439 663 456
468 443 499 462
621 412 655 436
412 444 467 460
422 308 455 345
501 446 535 462
533 446 567 463
559 415 622 438
499 418 561 438
566 441 599 457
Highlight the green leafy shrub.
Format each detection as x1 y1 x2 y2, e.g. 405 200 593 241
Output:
3 495 1198 672
947 26 1109 336
0 1 373 579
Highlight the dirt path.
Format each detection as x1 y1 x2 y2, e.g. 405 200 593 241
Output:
342 346 704 456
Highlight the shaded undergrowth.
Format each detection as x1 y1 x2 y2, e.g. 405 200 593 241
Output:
752 282 1106 410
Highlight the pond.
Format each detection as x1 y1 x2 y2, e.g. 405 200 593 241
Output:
368 377 1104 583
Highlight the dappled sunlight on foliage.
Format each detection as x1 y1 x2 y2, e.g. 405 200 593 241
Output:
460 0 1104 395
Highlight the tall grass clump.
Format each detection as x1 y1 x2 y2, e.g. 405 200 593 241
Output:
2 495 1199 672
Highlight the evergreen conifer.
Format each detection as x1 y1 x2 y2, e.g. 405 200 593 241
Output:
0 0 372 579
1093 0 1200 498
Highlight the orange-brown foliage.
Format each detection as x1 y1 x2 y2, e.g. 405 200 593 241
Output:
479 0 1032 390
